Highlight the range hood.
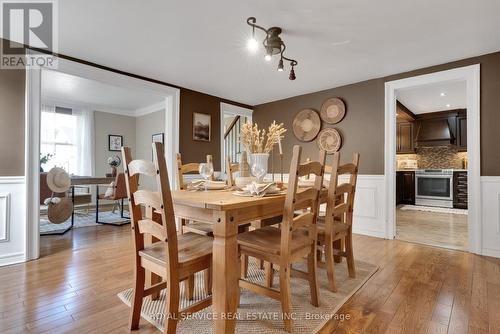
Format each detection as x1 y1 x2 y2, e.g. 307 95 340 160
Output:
415 118 455 147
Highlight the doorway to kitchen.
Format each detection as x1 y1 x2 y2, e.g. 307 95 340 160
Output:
385 65 480 253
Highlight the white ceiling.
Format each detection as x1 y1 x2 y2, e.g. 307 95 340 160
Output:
19 1 500 105
41 70 165 115
397 80 466 114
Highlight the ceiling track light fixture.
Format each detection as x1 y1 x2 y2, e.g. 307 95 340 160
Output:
247 17 299 80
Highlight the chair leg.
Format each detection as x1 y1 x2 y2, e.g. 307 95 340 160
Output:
333 239 342 263
324 237 337 292
179 218 187 234
204 268 212 295
307 244 320 307
279 263 293 333
129 266 146 330
345 233 356 278
264 261 274 288
163 280 180 334
240 254 249 278
185 274 195 300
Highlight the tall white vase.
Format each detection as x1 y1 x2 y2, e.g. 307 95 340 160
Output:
250 153 269 183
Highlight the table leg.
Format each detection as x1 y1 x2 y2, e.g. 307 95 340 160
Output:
212 214 239 334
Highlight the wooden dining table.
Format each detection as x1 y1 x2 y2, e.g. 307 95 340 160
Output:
171 187 327 334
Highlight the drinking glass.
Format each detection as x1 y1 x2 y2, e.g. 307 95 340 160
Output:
251 163 267 183
199 163 214 191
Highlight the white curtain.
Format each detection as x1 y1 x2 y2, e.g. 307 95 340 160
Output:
73 106 95 176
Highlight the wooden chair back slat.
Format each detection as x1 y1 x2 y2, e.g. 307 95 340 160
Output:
138 219 167 241
336 183 354 195
291 212 315 231
176 153 214 190
281 146 326 257
294 188 319 206
133 190 162 211
297 161 324 178
337 163 358 175
181 163 200 174
128 159 156 177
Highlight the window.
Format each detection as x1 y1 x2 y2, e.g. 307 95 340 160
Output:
40 106 79 174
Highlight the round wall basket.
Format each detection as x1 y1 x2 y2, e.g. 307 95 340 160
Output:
317 128 342 154
320 97 345 124
292 108 321 142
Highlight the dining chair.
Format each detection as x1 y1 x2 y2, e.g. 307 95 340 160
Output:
317 152 360 292
226 157 239 188
123 143 213 333
175 153 214 236
238 145 326 332
95 172 130 226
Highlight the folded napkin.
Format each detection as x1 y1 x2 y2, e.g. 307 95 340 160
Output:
244 182 279 197
188 180 227 191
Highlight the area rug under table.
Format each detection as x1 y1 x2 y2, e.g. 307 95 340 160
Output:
118 259 378 333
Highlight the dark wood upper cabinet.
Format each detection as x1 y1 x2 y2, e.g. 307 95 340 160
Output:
457 114 467 151
396 121 415 154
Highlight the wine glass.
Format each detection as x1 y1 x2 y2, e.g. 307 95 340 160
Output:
199 163 214 191
251 163 266 183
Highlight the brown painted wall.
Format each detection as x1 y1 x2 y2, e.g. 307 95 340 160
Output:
254 51 500 176
179 88 251 171
0 68 25 176
254 79 385 174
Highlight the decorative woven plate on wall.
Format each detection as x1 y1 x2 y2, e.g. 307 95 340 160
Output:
292 109 321 142
317 128 342 154
320 97 346 124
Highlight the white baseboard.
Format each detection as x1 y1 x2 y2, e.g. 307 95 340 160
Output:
0 251 25 266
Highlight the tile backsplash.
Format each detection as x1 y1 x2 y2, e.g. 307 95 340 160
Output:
397 146 467 169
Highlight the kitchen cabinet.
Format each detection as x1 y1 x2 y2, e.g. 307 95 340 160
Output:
396 121 415 154
396 171 415 205
456 115 467 151
453 171 468 209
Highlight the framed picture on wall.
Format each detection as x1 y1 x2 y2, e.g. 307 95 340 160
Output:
152 132 164 144
193 112 211 142
108 134 123 151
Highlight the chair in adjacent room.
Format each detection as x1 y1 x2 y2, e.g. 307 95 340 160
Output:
96 172 130 226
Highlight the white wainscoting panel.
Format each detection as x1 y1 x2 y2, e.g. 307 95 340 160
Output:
341 175 386 238
267 173 386 239
0 176 26 266
0 192 11 242
481 176 500 258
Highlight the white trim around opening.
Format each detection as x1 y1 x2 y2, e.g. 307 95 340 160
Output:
384 64 481 254
219 102 253 173
25 52 181 261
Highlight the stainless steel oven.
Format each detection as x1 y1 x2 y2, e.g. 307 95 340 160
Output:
415 169 453 208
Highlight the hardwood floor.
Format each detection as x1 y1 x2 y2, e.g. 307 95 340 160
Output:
396 207 468 251
0 224 499 333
